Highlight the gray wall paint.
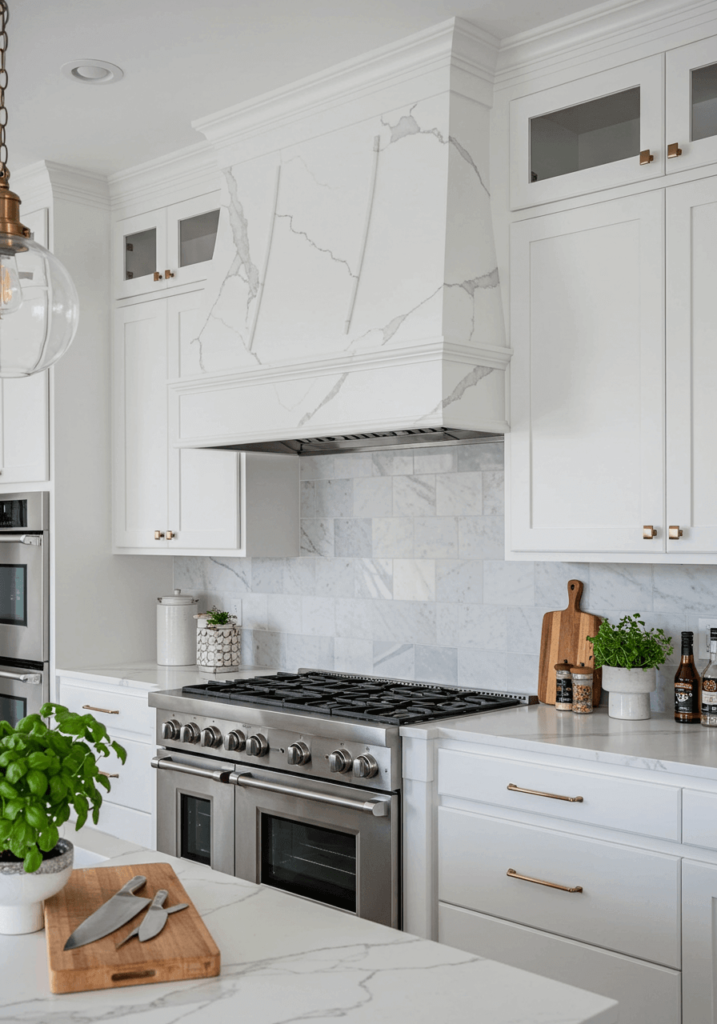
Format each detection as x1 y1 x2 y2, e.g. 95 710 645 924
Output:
175 441 711 710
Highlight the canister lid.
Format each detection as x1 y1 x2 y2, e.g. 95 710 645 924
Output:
158 588 197 606
554 660 573 673
571 662 594 676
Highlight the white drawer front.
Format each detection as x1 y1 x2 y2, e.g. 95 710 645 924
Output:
86 802 155 850
439 903 680 1024
438 807 680 968
96 737 154 815
683 788 717 851
438 748 680 841
57 680 153 741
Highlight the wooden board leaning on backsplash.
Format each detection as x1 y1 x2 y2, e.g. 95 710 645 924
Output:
538 580 602 705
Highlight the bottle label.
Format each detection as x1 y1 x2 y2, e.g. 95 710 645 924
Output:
675 683 698 715
556 679 573 704
702 679 717 716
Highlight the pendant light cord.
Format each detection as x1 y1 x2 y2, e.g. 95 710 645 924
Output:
0 0 9 184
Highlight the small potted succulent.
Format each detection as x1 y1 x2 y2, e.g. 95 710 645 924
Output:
587 615 673 720
195 606 241 671
0 702 126 934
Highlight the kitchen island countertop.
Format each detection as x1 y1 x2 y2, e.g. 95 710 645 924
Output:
0 827 617 1024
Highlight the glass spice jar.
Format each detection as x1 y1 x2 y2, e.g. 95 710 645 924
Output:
555 661 573 711
572 664 594 714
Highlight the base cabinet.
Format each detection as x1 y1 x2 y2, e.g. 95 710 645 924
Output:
439 902 681 1024
682 859 717 1023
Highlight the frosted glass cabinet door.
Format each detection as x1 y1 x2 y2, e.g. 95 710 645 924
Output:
666 35 717 174
510 55 664 209
666 177 717 554
508 191 665 556
164 193 221 289
682 859 717 1023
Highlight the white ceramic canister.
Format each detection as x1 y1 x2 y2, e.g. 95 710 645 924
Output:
157 589 198 666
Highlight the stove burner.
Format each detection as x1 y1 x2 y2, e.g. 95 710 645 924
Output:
181 672 522 724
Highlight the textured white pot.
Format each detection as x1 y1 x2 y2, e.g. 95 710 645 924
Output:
0 838 74 934
601 666 656 720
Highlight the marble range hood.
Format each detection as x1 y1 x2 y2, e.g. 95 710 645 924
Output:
172 20 511 457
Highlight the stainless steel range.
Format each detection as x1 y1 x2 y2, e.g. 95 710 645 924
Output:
149 669 535 929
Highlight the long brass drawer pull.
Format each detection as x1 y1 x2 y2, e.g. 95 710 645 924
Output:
507 868 583 893
98 771 119 778
507 783 583 803
82 705 119 715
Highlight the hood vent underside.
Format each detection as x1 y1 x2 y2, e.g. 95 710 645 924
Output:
216 427 501 456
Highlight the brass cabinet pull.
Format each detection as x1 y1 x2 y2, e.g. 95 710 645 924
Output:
82 705 119 715
164 269 175 279
166 530 175 540
153 271 162 282
639 149 654 165
667 142 683 158
643 525 657 539
98 770 119 778
668 525 684 539
507 783 583 803
154 530 165 540
507 868 583 893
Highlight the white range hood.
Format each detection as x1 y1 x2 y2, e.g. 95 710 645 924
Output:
170 19 510 454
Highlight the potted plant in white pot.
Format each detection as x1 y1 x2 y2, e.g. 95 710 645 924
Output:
587 615 673 720
0 702 126 934
195 606 241 671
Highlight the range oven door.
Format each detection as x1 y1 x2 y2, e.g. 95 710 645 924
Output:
0 532 47 664
0 663 46 727
230 768 399 928
153 754 235 875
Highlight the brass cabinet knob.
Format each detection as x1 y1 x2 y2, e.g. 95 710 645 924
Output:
153 270 162 281
668 525 684 539
154 530 165 540
164 269 175 279
668 143 683 159
166 530 175 540
643 525 657 539
639 149 654 165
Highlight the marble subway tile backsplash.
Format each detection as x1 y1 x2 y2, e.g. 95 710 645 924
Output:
174 441 713 709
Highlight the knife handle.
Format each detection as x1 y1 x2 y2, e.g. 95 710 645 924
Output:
150 889 169 909
118 875 147 896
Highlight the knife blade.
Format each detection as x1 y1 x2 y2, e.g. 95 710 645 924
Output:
64 875 150 951
139 889 189 942
115 892 189 949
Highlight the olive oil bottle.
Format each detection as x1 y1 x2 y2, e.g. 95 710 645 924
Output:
674 631 701 724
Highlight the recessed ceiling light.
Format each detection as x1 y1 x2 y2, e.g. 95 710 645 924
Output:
61 59 124 85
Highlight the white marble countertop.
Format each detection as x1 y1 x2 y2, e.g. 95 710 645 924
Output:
0 827 617 1024
401 704 717 783
55 662 274 692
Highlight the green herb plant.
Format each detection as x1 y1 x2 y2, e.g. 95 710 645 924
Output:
0 703 126 873
587 614 673 671
206 607 235 627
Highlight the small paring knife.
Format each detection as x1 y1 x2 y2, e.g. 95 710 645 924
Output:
115 889 189 948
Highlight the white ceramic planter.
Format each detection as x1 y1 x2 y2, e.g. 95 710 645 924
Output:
0 838 74 934
601 666 656 720
196 618 241 671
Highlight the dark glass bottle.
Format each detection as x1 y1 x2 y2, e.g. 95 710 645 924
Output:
674 631 701 724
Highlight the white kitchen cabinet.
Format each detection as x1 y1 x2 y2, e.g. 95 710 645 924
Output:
665 175 717 554
510 55 664 209
508 190 665 555
682 859 717 1023
666 35 717 175
114 191 221 299
0 373 49 483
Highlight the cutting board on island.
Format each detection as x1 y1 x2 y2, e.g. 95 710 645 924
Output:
538 579 602 706
44 861 220 994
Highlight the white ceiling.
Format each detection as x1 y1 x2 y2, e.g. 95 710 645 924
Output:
11 0 608 177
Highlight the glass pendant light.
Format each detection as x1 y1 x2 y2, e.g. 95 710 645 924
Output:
0 0 79 378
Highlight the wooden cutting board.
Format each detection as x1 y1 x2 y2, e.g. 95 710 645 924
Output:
44 861 220 994
538 579 602 706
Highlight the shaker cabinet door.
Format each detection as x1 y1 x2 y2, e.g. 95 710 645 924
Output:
113 299 169 549
0 373 49 483
682 859 717 1023
508 191 665 556
666 176 717 554
666 35 717 175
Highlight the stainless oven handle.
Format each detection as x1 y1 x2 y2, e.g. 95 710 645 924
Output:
151 755 232 783
229 771 390 817
0 535 42 546
0 670 41 684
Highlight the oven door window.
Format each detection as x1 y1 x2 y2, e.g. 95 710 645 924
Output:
0 692 26 728
0 564 27 626
260 814 357 913
180 794 212 865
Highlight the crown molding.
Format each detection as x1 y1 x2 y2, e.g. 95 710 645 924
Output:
108 141 220 214
12 160 109 211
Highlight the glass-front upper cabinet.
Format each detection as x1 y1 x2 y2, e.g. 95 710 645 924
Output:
666 36 717 174
114 191 221 299
510 56 664 209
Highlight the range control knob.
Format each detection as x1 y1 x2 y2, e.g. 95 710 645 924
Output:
246 733 269 757
353 753 379 779
328 749 352 774
223 729 246 752
287 741 310 766
200 726 223 749
160 719 180 741
179 722 201 745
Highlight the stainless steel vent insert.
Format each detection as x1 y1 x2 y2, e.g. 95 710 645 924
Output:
214 427 502 456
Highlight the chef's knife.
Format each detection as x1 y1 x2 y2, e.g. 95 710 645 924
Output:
115 889 189 948
64 875 150 951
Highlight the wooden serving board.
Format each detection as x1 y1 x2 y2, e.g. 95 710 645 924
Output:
538 579 602 706
44 862 220 994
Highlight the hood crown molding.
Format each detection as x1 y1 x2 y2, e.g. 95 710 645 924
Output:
12 161 109 212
